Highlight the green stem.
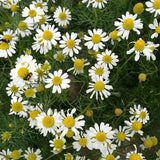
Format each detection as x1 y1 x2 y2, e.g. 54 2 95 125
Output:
7 56 13 68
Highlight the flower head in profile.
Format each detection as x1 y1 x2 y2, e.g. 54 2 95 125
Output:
90 0 108 9
149 19 160 39
114 12 143 39
32 0 48 13
108 30 121 45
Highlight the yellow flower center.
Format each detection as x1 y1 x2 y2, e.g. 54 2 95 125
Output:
133 3 144 14
85 110 93 117
0 42 9 50
36 2 43 8
116 132 126 141
3 155 10 160
11 150 20 160
43 30 53 40
106 154 115 160
94 81 105 92
103 55 112 64
38 15 45 24
64 116 75 128
36 68 44 77
56 53 65 62
17 67 29 79
92 34 101 44
10 85 18 93
11 4 17 12
134 39 145 51
28 9 36 17
95 67 104 76
96 0 103 2
65 153 73 160
96 131 106 142
114 108 123 116
52 76 62 85
18 21 28 30
110 30 119 40
67 39 75 48
65 129 74 138
129 153 141 160
139 111 146 119
42 116 54 128
157 149 160 157
59 12 67 20
30 110 40 120
54 139 64 149
28 153 36 160
138 73 146 82
3 34 12 41
37 86 44 92
79 137 87 146
2 132 11 140
74 59 84 70
123 18 134 30
11 102 23 112
150 136 158 146
155 26 160 33
153 0 160 9
25 88 34 98
132 121 142 131
144 139 153 148
41 63 50 71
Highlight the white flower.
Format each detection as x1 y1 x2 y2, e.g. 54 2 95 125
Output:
0 149 11 160
67 57 90 75
114 125 132 146
22 4 44 24
97 49 119 69
84 29 109 51
90 0 108 9
45 69 70 94
86 122 115 153
114 11 143 40
53 6 71 27
149 19 160 38
72 132 93 151
36 108 61 136
129 104 142 121
101 150 120 160
126 38 152 61
54 51 66 62
126 144 146 159
108 30 121 45
6 0 19 16
146 0 160 17
59 32 81 57
139 135 153 150
32 0 48 13
86 76 113 100
23 147 42 160
9 96 28 118
59 108 85 137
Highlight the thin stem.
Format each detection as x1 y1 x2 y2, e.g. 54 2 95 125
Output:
7 56 13 68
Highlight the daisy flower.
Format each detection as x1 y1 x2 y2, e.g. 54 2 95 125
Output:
22 4 44 24
1 131 11 142
108 30 121 45
37 14 52 26
97 49 119 69
53 6 71 27
6 81 23 98
114 11 143 40
127 38 152 61
24 147 42 160
146 0 160 17
129 104 142 121
32 0 48 13
28 104 43 128
86 122 115 153
59 108 85 137
15 20 34 38
126 144 146 160
64 153 74 160
89 63 110 80
144 41 159 61
67 57 90 75
7 0 19 16
45 69 70 94
149 18 160 38
133 2 144 14
139 135 153 150
36 108 61 136
124 119 143 136
9 96 28 118
72 131 93 151
0 149 11 160
101 150 120 160
34 24 61 50
35 63 47 82
90 0 108 9
59 32 81 57
10 149 23 160
84 29 109 51
86 76 113 100
49 134 66 154
54 51 66 62
114 125 132 146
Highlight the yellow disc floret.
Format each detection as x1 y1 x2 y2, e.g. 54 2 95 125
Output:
114 108 123 116
134 39 145 51
11 150 21 160
52 76 62 85
144 139 153 148
54 139 64 149
95 67 104 76
28 153 36 160
25 88 34 98
103 55 112 64
129 153 141 160
150 136 158 146
116 132 126 141
155 26 160 33
36 2 43 8
94 81 105 92
12 102 23 112
139 111 146 119
138 73 147 82
106 154 115 160
38 15 45 24
67 39 75 48
96 131 106 142
59 12 67 20
123 18 134 30
43 30 53 40
3 34 12 41
65 129 74 138
36 68 44 77
2 132 11 141
30 110 40 120
17 67 29 79
64 116 75 128
42 116 54 128
110 30 119 40
0 42 9 50
37 86 44 92
74 59 84 71
132 121 142 131
92 34 101 44
11 4 17 12
79 138 87 146
56 53 65 62
11 85 18 93
153 0 160 9
133 3 144 14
